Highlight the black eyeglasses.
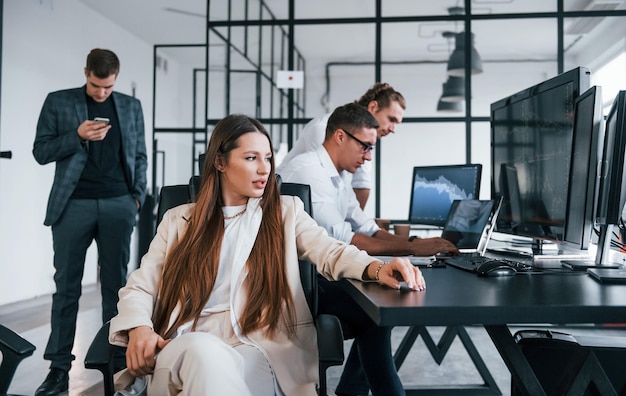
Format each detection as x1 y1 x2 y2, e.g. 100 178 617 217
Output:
339 128 375 153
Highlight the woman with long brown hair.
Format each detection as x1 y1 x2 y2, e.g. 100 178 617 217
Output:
109 114 424 395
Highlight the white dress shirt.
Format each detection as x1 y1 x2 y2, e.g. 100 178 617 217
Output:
278 145 379 244
277 113 372 189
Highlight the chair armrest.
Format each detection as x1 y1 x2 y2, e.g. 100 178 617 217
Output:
0 325 36 394
85 322 125 396
316 314 344 367
0 324 36 357
85 322 113 369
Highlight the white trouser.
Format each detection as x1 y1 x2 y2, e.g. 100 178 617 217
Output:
146 332 274 396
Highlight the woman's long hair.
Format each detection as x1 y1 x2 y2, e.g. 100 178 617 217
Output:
152 114 294 340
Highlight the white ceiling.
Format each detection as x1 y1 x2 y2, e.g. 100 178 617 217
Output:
76 0 625 69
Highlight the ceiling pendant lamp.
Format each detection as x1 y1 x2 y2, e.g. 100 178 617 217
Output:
447 32 483 77
440 76 465 102
436 98 463 112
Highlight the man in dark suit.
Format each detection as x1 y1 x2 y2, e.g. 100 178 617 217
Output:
32 48 147 395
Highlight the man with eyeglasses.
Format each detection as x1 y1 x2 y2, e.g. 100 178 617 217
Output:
278 82 405 210
278 103 457 396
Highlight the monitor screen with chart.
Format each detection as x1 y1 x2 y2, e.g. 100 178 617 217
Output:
408 164 482 227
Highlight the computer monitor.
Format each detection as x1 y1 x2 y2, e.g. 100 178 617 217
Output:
408 164 482 227
491 66 591 253
498 163 523 229
596 90 626 227
593 90 626 264
562 86 603 250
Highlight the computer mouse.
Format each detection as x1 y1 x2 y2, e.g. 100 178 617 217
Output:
476 260 517 277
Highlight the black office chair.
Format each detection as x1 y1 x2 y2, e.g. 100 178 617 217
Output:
85 184 193 395
156 184 192 224
278 180 345 396
85 178 344 396
0 324 37 396
188 175 201 202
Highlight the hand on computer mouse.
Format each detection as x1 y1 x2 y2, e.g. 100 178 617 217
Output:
367 257 425 291
410 237 459 257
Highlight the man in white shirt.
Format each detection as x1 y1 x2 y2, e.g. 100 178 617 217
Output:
278 103 457 396
277 82 405 210
279 103 457 256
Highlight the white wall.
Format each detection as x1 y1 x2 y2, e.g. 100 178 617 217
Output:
0 0 154 306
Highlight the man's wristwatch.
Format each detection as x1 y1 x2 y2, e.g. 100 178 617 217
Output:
408 235 418 242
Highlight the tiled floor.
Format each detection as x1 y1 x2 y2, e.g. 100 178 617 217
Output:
3 284 626 396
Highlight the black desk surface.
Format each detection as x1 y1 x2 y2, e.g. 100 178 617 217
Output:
341 267 626 327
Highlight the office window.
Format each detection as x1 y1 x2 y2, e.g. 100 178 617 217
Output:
471 18 558 118
382 0 462 17
295 0 375 19
591 52 626 111
471 121 491 199
295 24 376 117
471 1 556 14
564 0 626 11
381 22 463 117
378 123 466 220
209 0 288 21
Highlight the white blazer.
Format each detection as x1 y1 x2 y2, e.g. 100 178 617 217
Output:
110 195 375 395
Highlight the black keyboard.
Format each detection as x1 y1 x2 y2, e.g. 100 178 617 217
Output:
443 255 533 274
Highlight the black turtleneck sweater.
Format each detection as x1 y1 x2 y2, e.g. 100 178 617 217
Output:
71 92 130 199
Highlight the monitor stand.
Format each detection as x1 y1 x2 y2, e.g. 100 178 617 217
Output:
560 224 624 270
529 239 593 269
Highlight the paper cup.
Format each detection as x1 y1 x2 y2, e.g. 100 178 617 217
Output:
394 224 410 238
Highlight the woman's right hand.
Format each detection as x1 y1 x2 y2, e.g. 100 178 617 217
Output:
126 325 171 377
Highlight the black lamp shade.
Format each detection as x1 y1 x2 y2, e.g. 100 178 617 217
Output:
437 98 463 112
447 32 483 76
440 76 465 102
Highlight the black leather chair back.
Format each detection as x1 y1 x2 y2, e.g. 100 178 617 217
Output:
156 185 191 224
278 181 317 315
277 180 344 395
279 181 314 218
189 176 201 202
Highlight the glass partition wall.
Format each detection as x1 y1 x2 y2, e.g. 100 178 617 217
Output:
156 0 626 220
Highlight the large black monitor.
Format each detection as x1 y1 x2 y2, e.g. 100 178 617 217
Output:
408 164 482 227
491 67 591 252
596 90 626 227
593 90 626 264
562 86 603 250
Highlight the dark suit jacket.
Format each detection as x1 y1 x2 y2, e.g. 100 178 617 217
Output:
33 86 147 226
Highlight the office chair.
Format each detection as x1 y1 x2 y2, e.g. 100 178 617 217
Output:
156 184 192 224
188 175 201 201
0 324 36 396
278 180 345 396
85 184 192 396
85 178 344 396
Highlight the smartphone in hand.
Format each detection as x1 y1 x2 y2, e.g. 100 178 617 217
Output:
93 117 110 126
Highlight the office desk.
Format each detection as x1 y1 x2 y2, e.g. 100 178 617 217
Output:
340 267 626 396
